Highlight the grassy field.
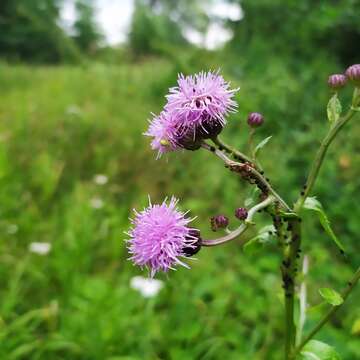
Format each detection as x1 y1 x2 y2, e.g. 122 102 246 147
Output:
0 59 359 359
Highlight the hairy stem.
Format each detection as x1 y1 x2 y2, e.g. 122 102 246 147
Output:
202 196 275 247
295 89 360 212
202 142 292 212
291 267 360 359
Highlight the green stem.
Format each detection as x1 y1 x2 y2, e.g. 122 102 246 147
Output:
248 128 256 160
282 219 302 359
211 136 252 163
295 90 360 212
203 142 292 212
291 267 360 359
285 294 295 359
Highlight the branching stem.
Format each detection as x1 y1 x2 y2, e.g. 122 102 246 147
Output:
202 196 275 247
201 142 292 212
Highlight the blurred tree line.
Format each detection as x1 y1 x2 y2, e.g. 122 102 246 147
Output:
130 0 360 67
0 0 101 62
0 0 359 66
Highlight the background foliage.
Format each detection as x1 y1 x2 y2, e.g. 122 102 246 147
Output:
0 0 359 359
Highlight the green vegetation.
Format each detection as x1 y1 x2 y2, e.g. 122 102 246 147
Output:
0 55 359 358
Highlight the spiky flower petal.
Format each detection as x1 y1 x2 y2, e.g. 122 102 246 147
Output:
145 71 239 156
165 71 238 137
144 112 180 157
127 197 200 276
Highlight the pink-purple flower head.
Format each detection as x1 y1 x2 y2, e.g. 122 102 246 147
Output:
165 71 239 137
145 70 239 156
126 197 201 277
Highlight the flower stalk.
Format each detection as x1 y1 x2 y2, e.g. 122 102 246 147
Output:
202 196 275 247
202 142 292 212
295 88 360 213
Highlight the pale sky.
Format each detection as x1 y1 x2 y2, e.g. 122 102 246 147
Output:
60 0 242 49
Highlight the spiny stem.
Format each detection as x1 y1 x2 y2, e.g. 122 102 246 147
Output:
202 196 275 247
291 267 360 359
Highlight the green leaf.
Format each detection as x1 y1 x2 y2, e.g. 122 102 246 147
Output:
301 340 341 360
243 225 275 254
244 187 260 207
303 197 345 252
306 301 328 315
318 287 344 306
254 136 272 157
327 93 342 124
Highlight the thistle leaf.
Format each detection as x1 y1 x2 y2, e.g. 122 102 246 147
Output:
254 136 272 157
303 197 345 252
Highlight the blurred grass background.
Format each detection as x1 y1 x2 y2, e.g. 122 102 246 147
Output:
0 0 360 359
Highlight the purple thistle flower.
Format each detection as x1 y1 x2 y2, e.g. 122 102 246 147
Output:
126 197 200 277
165 70 239 138
144 112 181 158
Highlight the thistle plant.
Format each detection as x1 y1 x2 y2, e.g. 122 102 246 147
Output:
126 66 360 359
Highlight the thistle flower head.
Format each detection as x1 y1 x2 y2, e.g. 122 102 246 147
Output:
127 197 200 276
145 71 238 156
165 70 238 138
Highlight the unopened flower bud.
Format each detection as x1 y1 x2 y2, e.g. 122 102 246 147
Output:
327 74 347 90
183 229 202 257
235 207 248 220
247 112 264 128
345 64 360 85
210 215 229 231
